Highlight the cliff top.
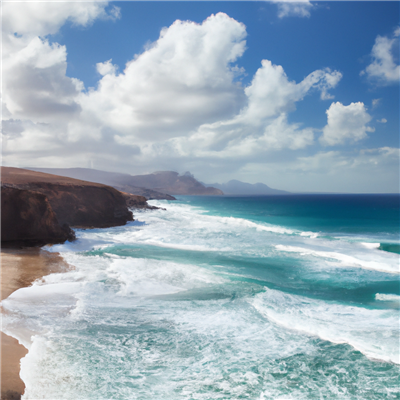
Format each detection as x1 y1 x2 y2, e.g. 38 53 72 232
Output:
1 167 108 188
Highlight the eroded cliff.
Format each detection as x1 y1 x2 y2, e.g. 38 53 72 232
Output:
2 167 134 229
1 186 75 246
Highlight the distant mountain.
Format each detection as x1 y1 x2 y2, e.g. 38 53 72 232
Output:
125 171 223 196
28 168 223 197
28 168 175 200
204 179 289 195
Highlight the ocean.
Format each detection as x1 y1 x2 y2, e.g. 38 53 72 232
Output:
2 194 400 399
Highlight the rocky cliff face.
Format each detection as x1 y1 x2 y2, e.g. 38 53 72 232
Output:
11 182 134 228
1 167 134 229
121 192 153 209
1 186 75 246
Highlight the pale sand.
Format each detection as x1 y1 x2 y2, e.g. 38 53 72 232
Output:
1 247 70 399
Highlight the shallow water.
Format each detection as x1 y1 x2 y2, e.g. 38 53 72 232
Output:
2 194 399 399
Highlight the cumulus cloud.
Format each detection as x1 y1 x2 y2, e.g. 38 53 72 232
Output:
81 13 248 141
9 4 392 194
159 60 341 159
377 118 387 124
1 2 119 124
3 9 344 172
273 0 313 18
320 102 374 146
96 59 118 76
2 2 120 38
3 37 83 123
361 26 400 85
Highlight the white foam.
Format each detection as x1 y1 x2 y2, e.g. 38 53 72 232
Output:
360 242 381 249
300 231 319 239
275 244 400 274
6 282 83 301
5 199 398 399
106 257 223 298
375 293 400 302
252 288 400 364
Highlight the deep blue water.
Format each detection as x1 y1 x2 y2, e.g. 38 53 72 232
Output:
2 194 399 399
184 194 400 236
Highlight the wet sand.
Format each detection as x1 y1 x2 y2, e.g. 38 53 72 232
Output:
1 248 70 399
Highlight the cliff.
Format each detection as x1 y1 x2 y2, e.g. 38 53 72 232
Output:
2 167 134 229
120 192 159 209
1 186 75 246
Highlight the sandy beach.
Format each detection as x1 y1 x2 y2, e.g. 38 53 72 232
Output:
1 248 70 400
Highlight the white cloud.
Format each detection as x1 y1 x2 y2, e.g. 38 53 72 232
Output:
111 57 340 164
2 2 116 38
80 13 248 141
164 61 340 158
6 5 393 194
361 26 400 85
273 0 313 18
377 118 387 124
1 2 118 124
320 102 374 146
96 59 118 76
2 9 343 172
2 37 83 123
372 98 381 108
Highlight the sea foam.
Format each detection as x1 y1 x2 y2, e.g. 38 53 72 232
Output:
252 288 400 364
275 244 399 274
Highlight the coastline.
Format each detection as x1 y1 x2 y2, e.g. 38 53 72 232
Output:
1 247 71 400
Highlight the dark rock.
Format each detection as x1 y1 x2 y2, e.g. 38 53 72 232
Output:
121 192 152 209
1 390 22 400
13 183 133 228
1 186 75 246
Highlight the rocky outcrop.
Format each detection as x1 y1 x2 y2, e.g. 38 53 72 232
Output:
15 183 133 228
113 184 176 201
121 192 159 210
1 167 134 230
1 186 75 246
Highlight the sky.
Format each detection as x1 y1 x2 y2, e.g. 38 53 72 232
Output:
2 1 399 193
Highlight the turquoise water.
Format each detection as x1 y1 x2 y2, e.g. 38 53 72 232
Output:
2 195 399 399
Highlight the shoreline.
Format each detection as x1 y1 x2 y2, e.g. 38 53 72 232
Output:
1 247 70 400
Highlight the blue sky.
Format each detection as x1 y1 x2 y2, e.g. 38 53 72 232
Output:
2 1 399 192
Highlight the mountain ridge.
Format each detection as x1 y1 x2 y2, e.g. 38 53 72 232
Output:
204 179 289 195
28 168 223 197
